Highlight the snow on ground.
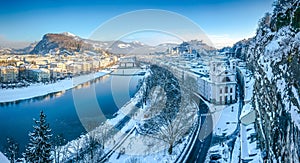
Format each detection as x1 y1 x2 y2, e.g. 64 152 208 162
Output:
0 152 9 163
201 101 241 162
240 103 256 125
105 75 199 162
205 143 230 162
205 123 261 163
211 102 240 137
231 135 241 163
57 87 142 162
0 70 111 103
107 119 193 163
240 103 252 120
240 123 262 163
244 71 255 103
107 134 183 163
118 44 131 48
56 71 146 162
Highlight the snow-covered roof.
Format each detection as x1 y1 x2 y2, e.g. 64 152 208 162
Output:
240 103 256 125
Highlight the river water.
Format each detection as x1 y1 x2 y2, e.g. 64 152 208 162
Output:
0 69 143 154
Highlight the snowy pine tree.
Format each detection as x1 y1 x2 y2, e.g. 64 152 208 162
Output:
24 111 52 163
4 137 19 163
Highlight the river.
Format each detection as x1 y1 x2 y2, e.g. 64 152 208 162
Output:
0 69 143 154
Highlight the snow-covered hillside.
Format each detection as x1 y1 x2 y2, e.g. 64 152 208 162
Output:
231 0 300 162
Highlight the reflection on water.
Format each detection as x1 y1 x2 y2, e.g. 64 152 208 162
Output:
0 90 67 106
0 70 143 154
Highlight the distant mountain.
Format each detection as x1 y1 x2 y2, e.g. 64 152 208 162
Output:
15 42 38 54
102 40 149 54
0 39 31 49
186 40 215 51
29 32 151 55
168 40 215 56
0 42 37 55
0 32 215 56
30 33 89 55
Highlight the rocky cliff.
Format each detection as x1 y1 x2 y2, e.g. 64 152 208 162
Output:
233 0 300 162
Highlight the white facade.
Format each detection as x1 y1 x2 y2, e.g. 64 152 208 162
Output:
139 55 237 105
27 68 50 82
209 60 237 105
197 76 212 101
0 66 19 83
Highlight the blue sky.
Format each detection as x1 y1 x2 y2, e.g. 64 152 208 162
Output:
0 0 273 47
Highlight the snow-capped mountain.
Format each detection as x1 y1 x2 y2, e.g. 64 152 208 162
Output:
61 32 77 37
29 32 152 55
231 0 300 161
1 32 215 56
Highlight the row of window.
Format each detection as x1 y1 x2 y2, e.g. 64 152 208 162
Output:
219 95 234 104
220 87 233 94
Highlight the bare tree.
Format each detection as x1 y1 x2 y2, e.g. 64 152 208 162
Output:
139 65 196 154
143 93 196 154
86 131 99 161
69 137 82 161
52 134 67 163
97 123 110 150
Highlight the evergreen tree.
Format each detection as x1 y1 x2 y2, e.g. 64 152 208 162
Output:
24 111 52 163
4 137 19 163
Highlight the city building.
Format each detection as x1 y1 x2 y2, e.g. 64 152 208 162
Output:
141 54 237 105
0 66 19 83
119 57 136 68
209 59 237 105
81 62 92 73
66 63 82 75
27 68 50 82
50 62 66 69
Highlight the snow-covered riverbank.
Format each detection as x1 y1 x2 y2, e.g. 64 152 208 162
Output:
0 152 9 163
0 70 111 103
55 74 145 162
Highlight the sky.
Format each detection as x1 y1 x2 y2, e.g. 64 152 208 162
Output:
0 0 274 48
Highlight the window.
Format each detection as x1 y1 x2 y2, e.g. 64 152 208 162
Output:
230 95 233 103
222 77 231 82
220 97 222 104
225 87 228 93
220 89 222 94
230 88 233 93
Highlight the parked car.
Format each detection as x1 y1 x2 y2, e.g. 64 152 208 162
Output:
210 153 222 160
